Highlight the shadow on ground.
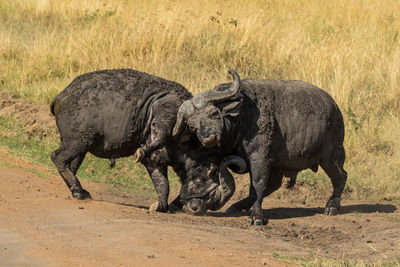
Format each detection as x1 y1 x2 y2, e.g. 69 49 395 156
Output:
205 203 397 220
91 194 398 222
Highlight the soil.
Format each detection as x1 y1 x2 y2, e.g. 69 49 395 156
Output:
0 94 399 266
0 94 56 139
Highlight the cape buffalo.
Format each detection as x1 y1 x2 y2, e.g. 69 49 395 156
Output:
50 69 245 212
173 70 348 225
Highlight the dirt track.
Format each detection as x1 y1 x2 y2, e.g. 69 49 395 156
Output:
0 148 399 266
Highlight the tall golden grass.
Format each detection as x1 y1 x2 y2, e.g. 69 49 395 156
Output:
1 0 399 198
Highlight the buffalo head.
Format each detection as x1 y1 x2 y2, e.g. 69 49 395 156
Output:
172 70 242 148
180 155 247 214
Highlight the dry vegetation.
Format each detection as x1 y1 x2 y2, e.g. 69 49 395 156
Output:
0 0 399 199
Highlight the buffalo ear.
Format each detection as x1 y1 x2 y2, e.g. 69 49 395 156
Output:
220 100 242 117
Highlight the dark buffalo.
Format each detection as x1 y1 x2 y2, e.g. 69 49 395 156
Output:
173 70 348 225
50 69 244 212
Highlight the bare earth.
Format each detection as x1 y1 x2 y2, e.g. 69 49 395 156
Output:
0 148 399 267
0 95 399 266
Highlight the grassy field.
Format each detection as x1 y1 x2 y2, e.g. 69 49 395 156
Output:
0 0 399 200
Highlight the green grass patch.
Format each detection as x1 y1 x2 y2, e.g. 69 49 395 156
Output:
352 212 365 218
0 116 58 168
297 169 331 187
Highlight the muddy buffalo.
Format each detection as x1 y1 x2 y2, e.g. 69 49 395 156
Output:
50 69 245 212
173 70 348 225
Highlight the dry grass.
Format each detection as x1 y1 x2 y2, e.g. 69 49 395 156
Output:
0 0 399 198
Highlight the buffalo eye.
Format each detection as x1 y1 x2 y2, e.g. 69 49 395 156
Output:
209 108 220 119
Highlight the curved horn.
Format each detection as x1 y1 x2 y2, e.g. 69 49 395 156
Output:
173 70 240 137
209 155 246 211
172 100 195 137
222 155 247 174
191 70 241 109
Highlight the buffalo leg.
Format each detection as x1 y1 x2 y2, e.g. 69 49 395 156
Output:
143 160 169 212
248 157 270 226
321 146 348 215
248 167 283 225
263 168 283 196
70 153 86 175
51 144 91 200
226 168 281 214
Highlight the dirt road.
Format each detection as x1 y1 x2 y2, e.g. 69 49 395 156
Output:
0 148 399 266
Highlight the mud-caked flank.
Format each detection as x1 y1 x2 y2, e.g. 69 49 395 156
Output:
50 68 215 213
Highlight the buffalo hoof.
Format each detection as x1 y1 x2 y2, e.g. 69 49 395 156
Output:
72 189 92 200
133 148 145 163
325 206 339 216
247 217 267 226
325 197 340 216
149 202 168 212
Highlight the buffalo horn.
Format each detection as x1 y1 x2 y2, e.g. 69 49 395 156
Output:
191 70 240 108
172 100 194 137
172 70 240 137
210 155 246 210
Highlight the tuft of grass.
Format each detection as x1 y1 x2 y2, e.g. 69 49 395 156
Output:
0 0 399 199
352 211 365 217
